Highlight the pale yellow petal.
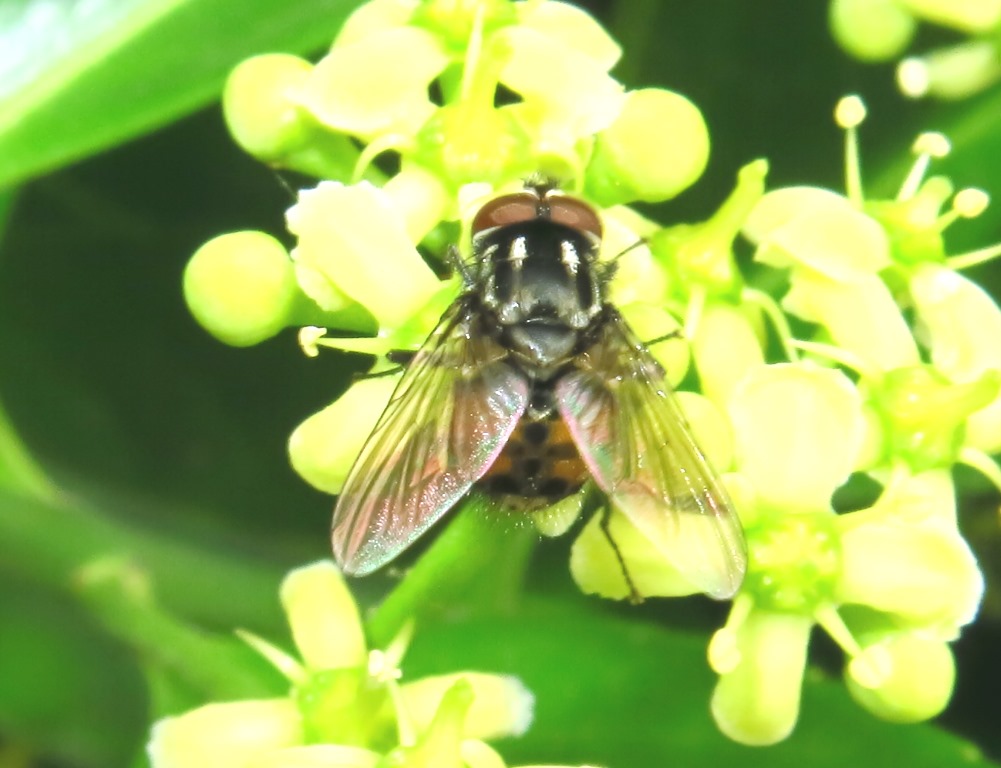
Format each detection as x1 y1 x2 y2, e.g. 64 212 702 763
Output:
401 673 534 740
280 561 367 670
710 611 812 745
728 364 865 513
288 376 398 494
287 182 441 330
148 700 301 768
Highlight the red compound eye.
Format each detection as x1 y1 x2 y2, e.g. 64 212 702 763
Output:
471 189 603 239
471 193 540 234
546 195 602 239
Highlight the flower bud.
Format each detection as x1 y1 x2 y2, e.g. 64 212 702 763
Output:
223 54 314 162
584 88 709 207
829 0 916 62
184 231 297 346
845 634 955 723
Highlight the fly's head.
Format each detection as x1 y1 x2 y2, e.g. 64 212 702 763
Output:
470 188 608 371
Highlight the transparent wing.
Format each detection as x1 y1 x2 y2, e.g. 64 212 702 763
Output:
555 309 746 599
332 298 529 575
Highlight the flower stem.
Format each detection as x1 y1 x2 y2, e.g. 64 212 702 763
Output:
0 487 287 632
366 494 536 646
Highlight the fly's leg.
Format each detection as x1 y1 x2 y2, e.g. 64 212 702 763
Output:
352 349 414 382
599 505 643 604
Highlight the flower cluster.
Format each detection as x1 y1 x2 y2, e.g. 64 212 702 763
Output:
182 0 1001 751
829 0 1001 98
571 94 998 743
149 561 595 768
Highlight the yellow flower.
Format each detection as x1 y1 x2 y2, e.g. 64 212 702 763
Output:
148 562 540 768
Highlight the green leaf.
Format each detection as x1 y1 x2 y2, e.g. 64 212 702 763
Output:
0 582 147 767
407 601 996 768
0 0 365 190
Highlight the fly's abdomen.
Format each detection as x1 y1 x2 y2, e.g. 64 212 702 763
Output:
476 409 589 507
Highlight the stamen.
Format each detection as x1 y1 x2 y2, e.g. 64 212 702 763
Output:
707 593 754 674
954 188 989 218
935 188 990 234
815 605 891 688
367 649 403 683
898 132 951 201
835 95 866 207
790 339 878 380
235 628 307 684
945 241 1001 271
298 326 327 357
299 325 398 358
741 287 800 362
351 132 413 184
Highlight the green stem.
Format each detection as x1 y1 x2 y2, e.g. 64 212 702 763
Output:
0 487 286 632
0 399 59 502
366 494 537 646
75 557 283 702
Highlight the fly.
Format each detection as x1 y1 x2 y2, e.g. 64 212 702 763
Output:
330 184 746 599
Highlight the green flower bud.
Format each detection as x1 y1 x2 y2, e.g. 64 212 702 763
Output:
829 0 917 62
584 88 709 207
184 231 298 346
845 634 955 723
601 213 668 307
223 54 315 161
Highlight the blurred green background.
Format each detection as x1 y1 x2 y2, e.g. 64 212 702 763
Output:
2 0 1001 766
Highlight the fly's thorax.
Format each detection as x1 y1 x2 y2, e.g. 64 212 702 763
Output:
473 217 605 371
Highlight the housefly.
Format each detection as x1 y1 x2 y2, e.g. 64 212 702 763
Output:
331 185 746 598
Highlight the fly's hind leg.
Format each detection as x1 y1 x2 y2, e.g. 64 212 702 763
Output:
599 505 643 604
